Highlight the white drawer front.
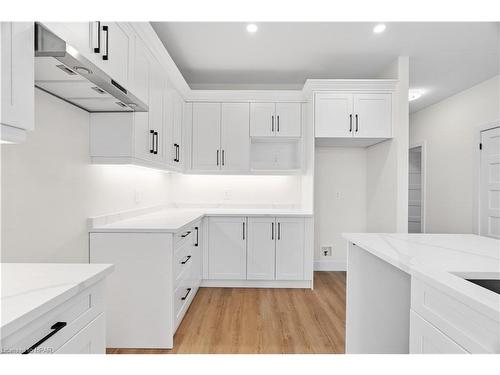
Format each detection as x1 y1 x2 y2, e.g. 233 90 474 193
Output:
411 277 499 353
174 227 194 249
55 313 105 354
410 310 468 354
174 239 195 284
2 281 104 354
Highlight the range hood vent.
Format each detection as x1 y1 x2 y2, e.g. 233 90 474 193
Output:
34 23 148 113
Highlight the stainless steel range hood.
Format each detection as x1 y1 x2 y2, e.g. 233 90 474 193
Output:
34 23 148 112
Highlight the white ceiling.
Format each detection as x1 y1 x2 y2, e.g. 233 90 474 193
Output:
151 22 499 112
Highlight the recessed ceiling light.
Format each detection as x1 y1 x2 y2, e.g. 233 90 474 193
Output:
246 24 258 33
409 89 424 101
373 24 386 34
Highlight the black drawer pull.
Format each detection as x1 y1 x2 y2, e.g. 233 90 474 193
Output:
181 255 192 264
180 231 191 238
181 288 192 300
194 227 199 247
22 321 67 354
102 25 109 61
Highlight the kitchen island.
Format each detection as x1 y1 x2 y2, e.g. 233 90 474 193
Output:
342 233 500 354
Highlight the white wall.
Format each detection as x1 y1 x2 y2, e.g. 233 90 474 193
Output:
314 147 367 270
1 90 172 263
169 174 302 207
410 75 500 233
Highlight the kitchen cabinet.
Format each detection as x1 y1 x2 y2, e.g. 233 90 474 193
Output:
90 221 202 349
275 217 305 280
164 85 184 169
247 217 276 280
1 22 34 142
315 92 392 139
191 102 250 172
250 102 301 137
54 314 106 354
208 217 247 280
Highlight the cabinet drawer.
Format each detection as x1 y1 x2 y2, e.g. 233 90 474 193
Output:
411 277 499 353
54 313 105 354
174 227 194 249
173 275 196 331
410 310 468 354
2 281 104 354
174 239 195 284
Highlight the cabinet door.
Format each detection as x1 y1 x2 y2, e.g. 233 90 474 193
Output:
314 93 353 138
409 311 468 354
221 103 250 172
100 22 131 87
55 314 106 354
1 22 34 131
275 103 301 137
148 61 165 162
247 217 276 280
275 217 305 280
172 90 184 168
353 93 392 138
250 103 275 137
130 34 150 106
192 103 221 170
208 217 247 280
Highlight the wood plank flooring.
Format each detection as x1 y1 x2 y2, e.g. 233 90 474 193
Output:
107 271 346 354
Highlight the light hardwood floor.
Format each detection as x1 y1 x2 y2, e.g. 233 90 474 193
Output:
107 271 346 354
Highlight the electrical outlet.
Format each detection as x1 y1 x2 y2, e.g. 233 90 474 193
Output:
321 246 332 256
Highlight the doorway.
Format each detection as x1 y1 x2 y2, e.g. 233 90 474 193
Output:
408 145 425 233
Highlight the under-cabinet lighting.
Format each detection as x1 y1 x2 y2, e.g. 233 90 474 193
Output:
373 24 386 34
409 89 424 101
246 24 258 33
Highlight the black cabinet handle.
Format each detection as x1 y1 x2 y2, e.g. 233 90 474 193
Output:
22 321 67 354
216 149 219 166
349 114 353 132
355 114 359 132
242 222 245 240
149 130 155 153
173 143 179 162
271 222 274 240
271 115 274 132
181 288 192 300
277 115 280 132
278 222 281 240
222 150 225 166
93 21 101 53
102 25 109 61
194 226 199 247
176 144 180 162
181 255 192 265
153 131 158 154
180 231 191 238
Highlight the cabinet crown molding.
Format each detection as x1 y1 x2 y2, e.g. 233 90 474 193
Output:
303 79 398 97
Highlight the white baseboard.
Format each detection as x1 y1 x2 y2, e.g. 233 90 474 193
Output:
314 260 347 271
201 279 312 289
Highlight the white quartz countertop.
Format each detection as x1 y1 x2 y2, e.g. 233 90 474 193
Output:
89 208 313 233
342 233 500 320
1 263 114 338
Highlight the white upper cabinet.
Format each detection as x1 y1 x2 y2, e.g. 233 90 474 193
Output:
192 103 221 171
315 92 392 140
247 217 276 280
208 217 247 280
353 93 392 138
250 103 275 137
220 103 250 172
275 217 305 280
1 22 34 141
163 82 184 169
275 103 301 137
250 102 301 137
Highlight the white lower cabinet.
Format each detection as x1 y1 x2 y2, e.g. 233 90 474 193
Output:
55 314 106 354
89 221 201 349
410 310 468 354
209 216 306 282
208 216 247 280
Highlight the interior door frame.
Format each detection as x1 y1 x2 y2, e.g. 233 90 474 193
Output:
474 120 500 235
409 141 426 233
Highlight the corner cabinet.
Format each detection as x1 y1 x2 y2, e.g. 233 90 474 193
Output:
1 22 34 143
314 90 393 146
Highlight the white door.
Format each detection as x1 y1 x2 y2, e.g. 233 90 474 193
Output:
221 103 250 172
172 90 184 168
250 103 275 137
275 217 305 280
148 61 165 162
1 22 34 131
247 217 276 280
208 217 247 280
130 34 150 106
192 103 221 170
162 81 176 166
55 314 106 354
480 126 500 238
353 93 392 138
99 22 131 87
314 93 353 138
275 103 301 137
